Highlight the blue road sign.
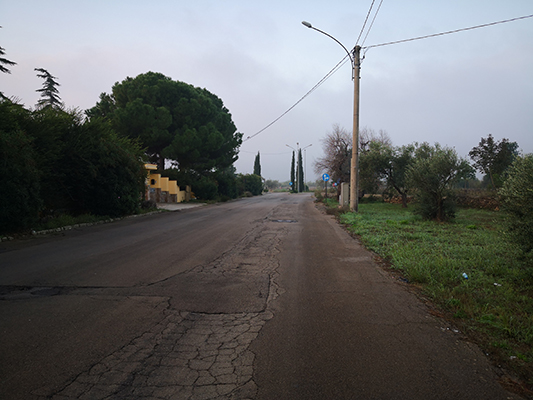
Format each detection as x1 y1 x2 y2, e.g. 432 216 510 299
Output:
322 173 330 182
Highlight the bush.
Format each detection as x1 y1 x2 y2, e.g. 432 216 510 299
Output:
214 168 237 199
0 102 42 233
237 174 263 196
64 118 146 217
192 175 218 200
0 127 42 233
499 154 533 253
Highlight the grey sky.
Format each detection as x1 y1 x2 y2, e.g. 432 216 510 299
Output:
2 0 532 182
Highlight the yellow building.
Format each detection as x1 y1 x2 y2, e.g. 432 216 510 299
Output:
144 164 191 203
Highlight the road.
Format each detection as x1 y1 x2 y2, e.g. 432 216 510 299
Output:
0 193 520 399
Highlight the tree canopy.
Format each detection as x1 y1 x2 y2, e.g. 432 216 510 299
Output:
313 124 351 184
469 134 519 189
407 143 474 221
87 72 243 174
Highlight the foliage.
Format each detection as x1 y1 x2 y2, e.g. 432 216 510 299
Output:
1 102 147 231
469 134 519 189
237 174 263 196
290 151 296 193
63 118 146 217
34 68 62 109
407 143 474 221
264 179 280 191
297 149 304 192
0 101 41 233
87 72 243 174
0 46 16 74
313 124 351 184
340 203 533 384
359 139 416 208
253 152 261 176
499 154 533 254
0 30 17 99
191 175 219 200
213 167 238 200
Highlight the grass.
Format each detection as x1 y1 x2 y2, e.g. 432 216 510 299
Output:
29 206 160 234
30 213 117 232
338 202 533 390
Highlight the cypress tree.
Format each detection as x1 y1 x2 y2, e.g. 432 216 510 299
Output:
290 151 296 193
298 149 304 192
253 151 261 176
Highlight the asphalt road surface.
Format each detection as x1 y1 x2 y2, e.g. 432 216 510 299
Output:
0 193 520 399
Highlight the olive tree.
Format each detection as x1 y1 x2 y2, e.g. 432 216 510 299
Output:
407 143 473 221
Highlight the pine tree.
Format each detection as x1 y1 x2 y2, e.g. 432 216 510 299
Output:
35 68 62 109
290 151 296 193
253 151 261 176
1 27 17 99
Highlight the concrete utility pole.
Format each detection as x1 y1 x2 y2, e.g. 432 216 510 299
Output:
351 46 361 212
302 21 361 212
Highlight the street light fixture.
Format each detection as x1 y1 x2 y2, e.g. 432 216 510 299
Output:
302 21 361 212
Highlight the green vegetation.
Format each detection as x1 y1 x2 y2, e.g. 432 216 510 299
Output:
338 202 533 386
1 69 250 234
254 152 261 176
0 101 146 235
406 143 474 221
87 71 243 198
499 155 533 255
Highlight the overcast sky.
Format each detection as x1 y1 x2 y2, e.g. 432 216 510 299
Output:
2 1 532 182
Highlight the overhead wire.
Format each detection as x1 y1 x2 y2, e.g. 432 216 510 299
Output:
243 54 350 142
355 0 376 46
360 0 384 50
245 0 379 143
243 12 532 143
363 14 533 51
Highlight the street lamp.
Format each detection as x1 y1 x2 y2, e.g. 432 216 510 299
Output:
302 21 361 212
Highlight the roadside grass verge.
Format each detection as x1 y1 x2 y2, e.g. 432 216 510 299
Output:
339 203 533 389
31 214 112 232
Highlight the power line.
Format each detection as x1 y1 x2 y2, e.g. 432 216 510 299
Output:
245 13 532 143
363 14 533 50
243 54 350 142
360 0 384 48
356 0 376 46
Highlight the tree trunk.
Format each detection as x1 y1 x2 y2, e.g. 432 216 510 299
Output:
401 192 408 208
157 154 165 171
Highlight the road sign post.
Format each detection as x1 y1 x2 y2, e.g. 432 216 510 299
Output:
322 174 330 202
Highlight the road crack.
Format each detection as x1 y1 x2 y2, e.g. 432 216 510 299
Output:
44 217 286 399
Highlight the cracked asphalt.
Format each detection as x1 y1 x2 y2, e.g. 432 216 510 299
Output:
0 193 522 399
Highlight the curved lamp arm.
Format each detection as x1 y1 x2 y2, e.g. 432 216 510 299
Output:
302 21 354 67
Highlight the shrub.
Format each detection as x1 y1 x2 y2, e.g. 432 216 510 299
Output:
237 174 263 196
0 127 42 233
192 175 218 200
0 101 42 233
499 154 533 253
